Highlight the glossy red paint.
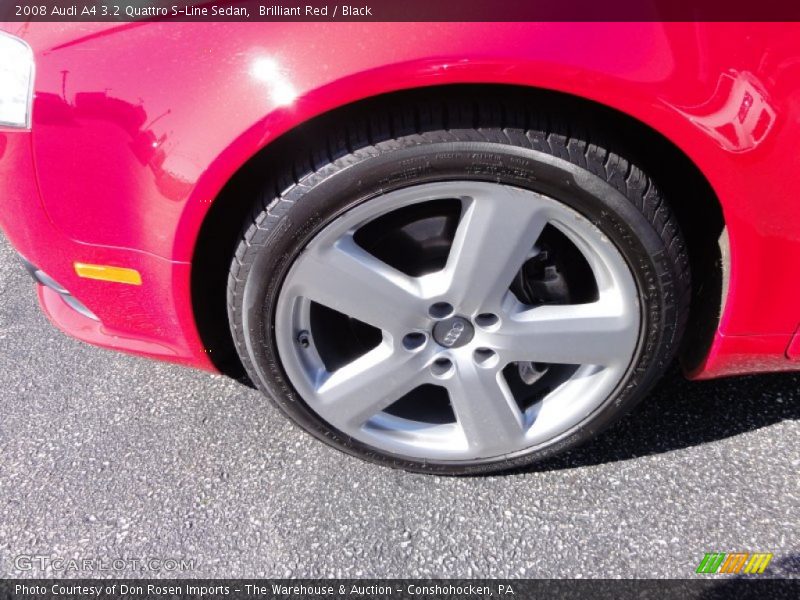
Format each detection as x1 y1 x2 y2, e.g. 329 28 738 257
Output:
788 327 800 362
1 22 800 379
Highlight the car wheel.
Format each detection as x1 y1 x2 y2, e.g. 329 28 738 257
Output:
227 100 690 474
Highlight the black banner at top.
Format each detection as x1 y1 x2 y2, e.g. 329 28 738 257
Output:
4 0 800 22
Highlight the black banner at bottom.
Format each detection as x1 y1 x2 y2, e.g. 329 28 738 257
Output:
1 579 799 600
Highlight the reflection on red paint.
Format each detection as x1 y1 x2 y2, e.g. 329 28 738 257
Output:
36 83 192 201
669 71 775 152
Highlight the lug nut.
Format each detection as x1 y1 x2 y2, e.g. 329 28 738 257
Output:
402 332 427 351
428 302 454 319
431 357 454 378
473 347 498 368
475 313 500 329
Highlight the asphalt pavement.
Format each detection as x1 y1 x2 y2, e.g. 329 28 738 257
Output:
0 233 797 578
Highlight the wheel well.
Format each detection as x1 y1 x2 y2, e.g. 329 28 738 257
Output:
191 84 726 378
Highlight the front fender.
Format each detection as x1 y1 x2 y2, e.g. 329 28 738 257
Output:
20 21 800 370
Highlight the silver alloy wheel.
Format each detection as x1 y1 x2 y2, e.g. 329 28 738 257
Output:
275 181 640 461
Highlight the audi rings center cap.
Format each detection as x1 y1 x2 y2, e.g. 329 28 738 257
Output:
432 316 475 348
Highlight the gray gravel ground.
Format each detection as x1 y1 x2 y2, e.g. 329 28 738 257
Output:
0 233 797 579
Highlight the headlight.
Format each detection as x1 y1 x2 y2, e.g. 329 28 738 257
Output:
0 31 34 129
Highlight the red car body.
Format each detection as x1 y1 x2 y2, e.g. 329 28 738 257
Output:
1 21 799 380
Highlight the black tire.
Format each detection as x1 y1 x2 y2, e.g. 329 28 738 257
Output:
227 97 691 475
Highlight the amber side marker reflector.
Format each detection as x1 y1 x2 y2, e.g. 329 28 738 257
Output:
74 263 142 285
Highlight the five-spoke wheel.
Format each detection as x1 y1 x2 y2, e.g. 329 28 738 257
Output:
228 102 689 473
275 182 640 460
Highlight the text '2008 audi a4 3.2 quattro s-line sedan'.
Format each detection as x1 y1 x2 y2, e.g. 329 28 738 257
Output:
1 21 799 474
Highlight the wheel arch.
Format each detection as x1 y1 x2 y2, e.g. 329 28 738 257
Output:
188 83 726 378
